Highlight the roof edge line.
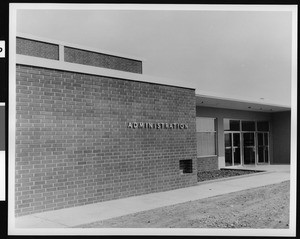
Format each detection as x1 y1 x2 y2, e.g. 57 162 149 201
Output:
16 54 195 91
195 93 291 109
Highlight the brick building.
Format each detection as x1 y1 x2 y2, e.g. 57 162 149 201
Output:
13 34 291 216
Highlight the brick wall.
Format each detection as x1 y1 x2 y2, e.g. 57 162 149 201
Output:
17 38 59 60
15 64 197 216
197 156 218 172
64 47 142 74
16 37 142 74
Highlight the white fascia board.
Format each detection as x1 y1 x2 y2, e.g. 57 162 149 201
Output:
16 54 195 90
195 91 291 109
11 3 297 11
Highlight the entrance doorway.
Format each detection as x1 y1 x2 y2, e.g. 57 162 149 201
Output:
243 132 256 164
225 132 241 166
257 132 269 164
224 119 270 166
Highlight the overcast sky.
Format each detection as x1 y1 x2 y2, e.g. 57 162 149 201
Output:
16 7 293 106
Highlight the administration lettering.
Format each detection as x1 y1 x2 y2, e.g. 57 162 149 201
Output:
127 122 188 129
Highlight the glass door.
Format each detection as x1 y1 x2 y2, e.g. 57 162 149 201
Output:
225 133 232 166
243 132 256 164
233 133 241 165
225 132 241 166
257 132 269 164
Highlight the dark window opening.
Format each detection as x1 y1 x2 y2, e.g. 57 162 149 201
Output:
257 121 269 131
179 159 193 174
224 119 240 131
242 121 256 131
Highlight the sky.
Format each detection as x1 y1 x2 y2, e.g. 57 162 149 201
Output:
16 6 294 106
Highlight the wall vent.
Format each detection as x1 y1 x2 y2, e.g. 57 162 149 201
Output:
179 159 193 174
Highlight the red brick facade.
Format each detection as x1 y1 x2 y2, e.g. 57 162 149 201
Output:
15 64 197 216
16 37 142 74
16 37 59 60
64 47 142 74
197 156 218 172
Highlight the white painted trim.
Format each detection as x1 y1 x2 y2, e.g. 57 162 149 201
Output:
17 32 146 62
0 103 5 106
10 3 297 12
195 93 291 109
58 44 64 62
197 155 218 158
218 156 226 169
16 54 195 90
289 5 298 235
8 4 17 235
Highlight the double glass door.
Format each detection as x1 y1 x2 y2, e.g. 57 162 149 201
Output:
225 132 269 166
257 132 269 164
243 132 256 164
225 133 241 166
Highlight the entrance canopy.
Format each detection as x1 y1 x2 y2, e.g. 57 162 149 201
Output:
196 94 290 113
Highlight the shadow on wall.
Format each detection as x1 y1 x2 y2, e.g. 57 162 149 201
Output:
271 111 291 164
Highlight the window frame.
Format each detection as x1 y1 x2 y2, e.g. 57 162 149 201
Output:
196 117 217 158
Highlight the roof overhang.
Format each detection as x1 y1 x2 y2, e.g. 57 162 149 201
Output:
196 94 291 113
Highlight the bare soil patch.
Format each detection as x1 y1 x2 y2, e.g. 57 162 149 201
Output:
77 181 290 228
197 169 262 182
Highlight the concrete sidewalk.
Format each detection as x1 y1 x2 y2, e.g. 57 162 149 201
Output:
15 167 290 228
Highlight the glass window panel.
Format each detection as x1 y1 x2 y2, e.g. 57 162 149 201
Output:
225 148 233 166
244 148 256 164
257 133 264 146
243 133 255 146
224 119 240 131
234 148 241 165
242 121 255 131
233 133 240 147
225 133 232 147
196 117 215 132
257 121 269 131
224 119 230 131
196 117 217 157
258 147 264 163
196 132 216 156
230 120 240 131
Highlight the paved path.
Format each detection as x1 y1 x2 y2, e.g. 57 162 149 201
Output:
15 167 290 228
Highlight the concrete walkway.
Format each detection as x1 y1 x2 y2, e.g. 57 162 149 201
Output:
225 164 290 172
15 165 290 228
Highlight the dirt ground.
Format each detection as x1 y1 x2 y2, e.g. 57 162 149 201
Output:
78 181 290 228
197 169 261 182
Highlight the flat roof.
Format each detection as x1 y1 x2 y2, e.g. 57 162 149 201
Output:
196 94 290 113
